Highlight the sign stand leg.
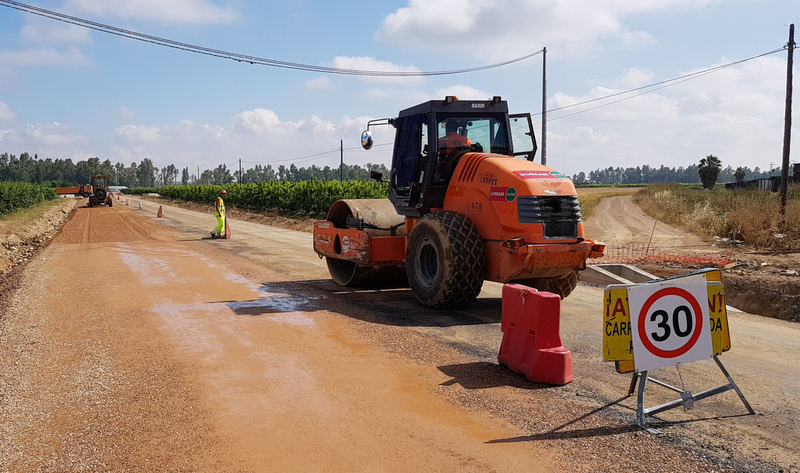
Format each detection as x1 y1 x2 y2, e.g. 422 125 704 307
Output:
713 356 755 415
635 371 664 434
630 356 754 434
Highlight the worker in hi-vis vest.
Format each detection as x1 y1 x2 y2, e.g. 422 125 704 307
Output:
212 189 226 238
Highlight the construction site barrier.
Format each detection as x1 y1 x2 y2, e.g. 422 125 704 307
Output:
498 284 572 385
589 243 735 267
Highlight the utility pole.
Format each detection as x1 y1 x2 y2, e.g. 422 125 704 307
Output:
541 47 547 166
239 158 242 184
780 24 795 232
340 139 344 182
197 165 200 184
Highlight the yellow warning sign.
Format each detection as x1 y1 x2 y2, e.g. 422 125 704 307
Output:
603 287 634 361
708 282 731 355
675 269 730 355
603 270 732 373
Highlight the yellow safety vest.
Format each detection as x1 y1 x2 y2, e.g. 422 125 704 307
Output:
215 197 226 217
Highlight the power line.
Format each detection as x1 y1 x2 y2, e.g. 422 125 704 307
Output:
241 148 341 165
534 46 786 123
0 0 542 76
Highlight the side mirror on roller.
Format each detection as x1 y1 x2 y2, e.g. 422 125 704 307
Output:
361 130 374 150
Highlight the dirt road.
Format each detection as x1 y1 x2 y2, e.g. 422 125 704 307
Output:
1 199 798 472
583 195 707 249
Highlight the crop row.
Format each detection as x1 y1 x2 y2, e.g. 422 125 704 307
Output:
0 181 58 216
128 180 389 215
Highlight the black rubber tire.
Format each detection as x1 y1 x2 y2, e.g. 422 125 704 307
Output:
95 188 107 200
515 271 580 300
406 211 485 309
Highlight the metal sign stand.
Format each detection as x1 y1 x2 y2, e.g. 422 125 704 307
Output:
628 355 755 434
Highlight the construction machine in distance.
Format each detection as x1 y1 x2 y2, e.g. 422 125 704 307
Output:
313 96 604 309
87 175 113 207
56 183 93 198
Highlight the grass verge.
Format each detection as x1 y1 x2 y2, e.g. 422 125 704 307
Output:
633 183 800 250
0 198 68 237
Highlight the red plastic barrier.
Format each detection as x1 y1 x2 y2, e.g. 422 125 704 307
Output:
497 284 573 385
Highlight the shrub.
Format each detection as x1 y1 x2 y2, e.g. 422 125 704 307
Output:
634 183 800 250
0 181 58 216
138 180 389 217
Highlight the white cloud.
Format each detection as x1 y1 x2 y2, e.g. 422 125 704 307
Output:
0 47 92 67
21 22 92 44
331 56 423 84
0 101 16 123
542 55 793 177
233 108 282 134
308 116 336 134
64 0 240 24
0 129 18 144
102 109 355 172
24 122 89 148
378 0 711 59
116 125 163 144
305 76 333 90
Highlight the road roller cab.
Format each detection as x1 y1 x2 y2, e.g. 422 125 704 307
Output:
313 96 604 308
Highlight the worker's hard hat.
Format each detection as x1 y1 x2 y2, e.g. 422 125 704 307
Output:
220 189 227 195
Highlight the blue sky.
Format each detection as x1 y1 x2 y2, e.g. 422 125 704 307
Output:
0 0 797 179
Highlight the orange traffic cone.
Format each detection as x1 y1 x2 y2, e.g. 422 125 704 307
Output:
224 218 231 239
157 205 163 218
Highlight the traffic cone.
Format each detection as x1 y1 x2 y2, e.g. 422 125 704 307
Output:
157 205 163 218
138 201 143 210
126 199 129 206
224 218 231 239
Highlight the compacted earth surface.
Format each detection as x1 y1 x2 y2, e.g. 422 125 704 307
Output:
0 194 797 472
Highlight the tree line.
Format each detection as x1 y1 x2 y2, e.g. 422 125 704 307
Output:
573 163 783 186
0 152 389 187
2 150 784 188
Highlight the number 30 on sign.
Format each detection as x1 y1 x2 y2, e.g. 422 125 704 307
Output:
627 274 713 371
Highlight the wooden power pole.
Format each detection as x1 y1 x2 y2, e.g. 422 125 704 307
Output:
780 24 795 232
541 47 547 166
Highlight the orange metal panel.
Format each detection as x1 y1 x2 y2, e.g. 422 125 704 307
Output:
484 239 596 283
369 236 406 263
313 222 371 265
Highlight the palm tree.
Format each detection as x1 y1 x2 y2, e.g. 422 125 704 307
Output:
698 155 722 189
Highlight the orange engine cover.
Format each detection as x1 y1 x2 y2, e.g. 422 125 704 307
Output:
442 153 597 283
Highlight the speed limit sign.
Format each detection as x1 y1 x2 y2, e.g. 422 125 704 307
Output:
628 275 713 371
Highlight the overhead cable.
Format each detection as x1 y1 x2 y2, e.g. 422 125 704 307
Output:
0 0 542 76
535 47 786 122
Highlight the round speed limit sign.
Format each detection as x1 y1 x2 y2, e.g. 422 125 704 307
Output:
628 275 713 371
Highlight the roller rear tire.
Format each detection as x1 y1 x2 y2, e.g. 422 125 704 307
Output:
406 211 485 309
